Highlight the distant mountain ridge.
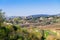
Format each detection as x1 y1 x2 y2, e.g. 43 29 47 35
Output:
27 14 50 18
6 14 60 19
27 13 60 17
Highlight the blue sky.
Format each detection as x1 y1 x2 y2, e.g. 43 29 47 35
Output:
0 0 60 16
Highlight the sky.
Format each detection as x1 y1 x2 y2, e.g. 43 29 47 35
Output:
0 0 60 16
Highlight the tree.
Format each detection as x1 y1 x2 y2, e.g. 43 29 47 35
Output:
0 9 5 27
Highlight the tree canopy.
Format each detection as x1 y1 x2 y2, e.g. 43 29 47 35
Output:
0 9 5 26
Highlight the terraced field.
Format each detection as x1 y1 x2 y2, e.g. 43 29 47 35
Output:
37 23 60 30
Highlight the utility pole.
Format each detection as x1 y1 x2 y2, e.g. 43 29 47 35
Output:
41 30 45 40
